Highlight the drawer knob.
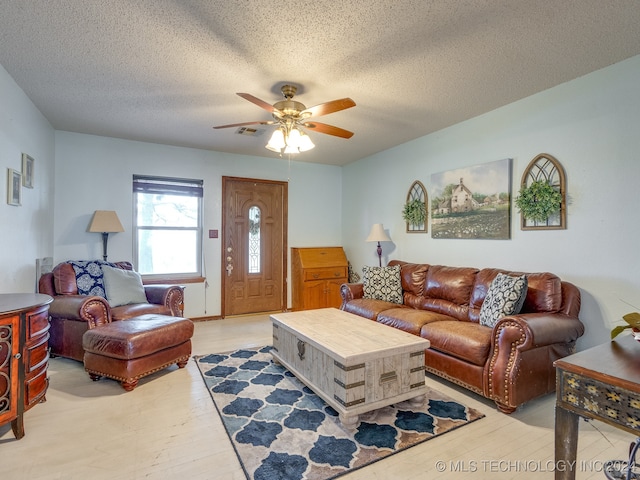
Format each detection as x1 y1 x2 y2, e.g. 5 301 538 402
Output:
297 340 306 360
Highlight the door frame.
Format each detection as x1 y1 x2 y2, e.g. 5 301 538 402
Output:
221 176 288 318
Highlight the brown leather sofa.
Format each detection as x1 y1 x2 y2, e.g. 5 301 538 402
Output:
340 260 584 413
38 261 184 362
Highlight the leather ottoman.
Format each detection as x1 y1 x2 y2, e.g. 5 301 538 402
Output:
82 314 194 391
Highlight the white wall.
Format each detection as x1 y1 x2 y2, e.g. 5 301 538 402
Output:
54 132 343 317
3 50 639 349
342 55 640 350
0 64 55 293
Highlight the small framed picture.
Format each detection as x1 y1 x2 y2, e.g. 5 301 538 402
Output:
7 168 21 206
22 153 34 188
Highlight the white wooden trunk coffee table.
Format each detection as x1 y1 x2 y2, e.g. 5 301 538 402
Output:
270 308 430 427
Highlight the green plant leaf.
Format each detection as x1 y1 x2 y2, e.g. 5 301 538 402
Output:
611 325 630 339
623 312 640 328
402 199 427 225
515 180 562 222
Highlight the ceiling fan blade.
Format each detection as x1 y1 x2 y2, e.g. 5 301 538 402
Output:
236 93 282 115
213 120 274 129
303 121 354 139
301 98 355 118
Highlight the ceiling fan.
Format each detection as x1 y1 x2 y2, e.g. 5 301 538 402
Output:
213 84 356 153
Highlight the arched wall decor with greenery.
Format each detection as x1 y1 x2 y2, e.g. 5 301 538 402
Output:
517 153 566 230
403 181 428 233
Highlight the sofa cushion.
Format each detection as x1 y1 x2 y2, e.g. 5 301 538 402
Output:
342 298 402 321
479 273 528 327
362 265 403 304
389 261 429 296
102 265 148 307
111 303 171 321
470 269 562 319
52 262 80 295
377 308 453 336
521 272 562 313
420 321 492 366
424 265 479 306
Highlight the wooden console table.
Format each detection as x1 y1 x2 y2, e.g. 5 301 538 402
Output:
0 293 53 439
554 335 640 480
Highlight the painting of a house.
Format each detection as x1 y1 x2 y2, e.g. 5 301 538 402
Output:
450 178 480 212
431 159 512 239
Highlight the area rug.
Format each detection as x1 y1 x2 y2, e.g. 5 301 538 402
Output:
195 346 484 480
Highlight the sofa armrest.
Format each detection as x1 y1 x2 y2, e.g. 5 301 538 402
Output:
144 284 185 316
486 312 584 412
340 283 364 309
48 295 111 329
500 312 585 349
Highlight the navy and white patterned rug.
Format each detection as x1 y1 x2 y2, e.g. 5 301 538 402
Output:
195 346 484 480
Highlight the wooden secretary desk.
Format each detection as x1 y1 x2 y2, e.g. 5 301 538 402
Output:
291 247 348 311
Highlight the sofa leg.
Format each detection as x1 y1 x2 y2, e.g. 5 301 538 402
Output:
177 358 188 368
121 379 139 391
496 401 517 414
88 373 101 382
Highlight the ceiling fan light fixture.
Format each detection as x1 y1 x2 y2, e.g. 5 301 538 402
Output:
286 127 302 148
266 128 286 152
283 144 300 154
265 126 314 154
298 131 315 152
216 85 354 155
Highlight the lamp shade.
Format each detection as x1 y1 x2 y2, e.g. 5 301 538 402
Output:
266 128 286 152
298 132 315 152
366 223 391 243
87 210 124 233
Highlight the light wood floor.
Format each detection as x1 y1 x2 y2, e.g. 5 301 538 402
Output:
0 314 634 479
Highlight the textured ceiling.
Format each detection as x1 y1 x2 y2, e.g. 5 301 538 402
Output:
1 1 639 166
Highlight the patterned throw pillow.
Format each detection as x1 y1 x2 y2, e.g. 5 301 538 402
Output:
67 260 116 298
348 262 361 283
479 273 528 327
362 265 403 304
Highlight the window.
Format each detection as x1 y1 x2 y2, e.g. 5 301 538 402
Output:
248 205 261 273
133 175 203 276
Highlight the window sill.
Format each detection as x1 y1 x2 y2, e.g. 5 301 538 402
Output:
142 275 206 285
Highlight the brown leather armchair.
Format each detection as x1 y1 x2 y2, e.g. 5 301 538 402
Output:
38 261 184 362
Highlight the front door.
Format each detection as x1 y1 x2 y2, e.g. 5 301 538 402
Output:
222 177 287 316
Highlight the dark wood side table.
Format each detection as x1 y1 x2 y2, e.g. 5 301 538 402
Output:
0 293 52 439
554 335 640 480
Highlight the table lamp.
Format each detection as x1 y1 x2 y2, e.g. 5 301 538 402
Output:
88 210 124 261
366 223 392 267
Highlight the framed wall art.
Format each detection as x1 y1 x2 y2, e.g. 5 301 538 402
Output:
7 168 21 206
430 158 512 239
22 153 34 188
517 153 566 230
403 180 428 233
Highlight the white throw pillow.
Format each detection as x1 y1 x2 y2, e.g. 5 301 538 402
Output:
479 273 528 327
102 265 148 307
362 265 403 304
